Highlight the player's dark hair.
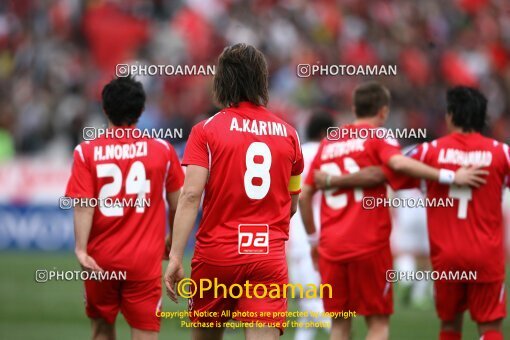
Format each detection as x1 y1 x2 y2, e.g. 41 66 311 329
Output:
213 43 269 108
101 75 145 126
306 111 334 140
353 81 391 118
446 86 487 133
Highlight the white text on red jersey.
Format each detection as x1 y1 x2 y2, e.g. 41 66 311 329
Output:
229 118 288 137
93 141 148 161
321 139 366 161
437 148 492 167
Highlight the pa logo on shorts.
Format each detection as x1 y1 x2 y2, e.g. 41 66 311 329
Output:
238 224 269 254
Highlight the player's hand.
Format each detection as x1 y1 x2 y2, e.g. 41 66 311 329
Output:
75 250 104 274
310 244 319 271
454 166 489 187
164 257 184 303
314 171 329 190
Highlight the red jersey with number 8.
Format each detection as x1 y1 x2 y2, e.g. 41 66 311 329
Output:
411 133 509 282
182 102 304 266
65 127 184 280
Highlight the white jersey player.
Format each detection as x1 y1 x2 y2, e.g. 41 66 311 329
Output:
390 144 431 307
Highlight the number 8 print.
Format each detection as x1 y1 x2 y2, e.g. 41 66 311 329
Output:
244 142 272 199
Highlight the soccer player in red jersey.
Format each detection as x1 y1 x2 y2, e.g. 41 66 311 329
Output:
402 87 506 340
164 44 304 340
299 82 486 340
65 76 184 340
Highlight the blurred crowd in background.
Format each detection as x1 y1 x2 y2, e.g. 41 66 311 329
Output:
1 0 509 161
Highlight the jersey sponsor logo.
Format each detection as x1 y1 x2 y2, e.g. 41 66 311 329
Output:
437 148 492 167
321 139 366 161
229 118 288 137
93 141 148 161
238 224 269 254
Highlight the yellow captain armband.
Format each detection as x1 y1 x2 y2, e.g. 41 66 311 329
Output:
288 175 302 194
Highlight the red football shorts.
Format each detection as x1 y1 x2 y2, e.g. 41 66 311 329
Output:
84 277 162 331
189 258 288 333
319 246 393 315
434 280 506 323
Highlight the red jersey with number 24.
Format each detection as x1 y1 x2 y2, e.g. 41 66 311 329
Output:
65 128 184 280
182 102 304 266
410 133 509 282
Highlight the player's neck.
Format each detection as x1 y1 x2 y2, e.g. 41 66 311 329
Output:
353 117 381 127
108 122 136 129
449 127 476 134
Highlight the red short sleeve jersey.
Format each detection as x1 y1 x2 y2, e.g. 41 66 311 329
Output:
182 102 304 266
412 133 509 282
65 128 184 280
305 124 402 261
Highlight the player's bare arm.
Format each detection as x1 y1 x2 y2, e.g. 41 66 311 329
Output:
290 193 299 217
299 185 317 235
314 158 487 190
314 166 386 190
164 189 181 260
387 154 488 187
165 165 208 303
298 185 319 268
73 205 103 273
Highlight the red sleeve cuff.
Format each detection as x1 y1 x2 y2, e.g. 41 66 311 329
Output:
181 158 209 169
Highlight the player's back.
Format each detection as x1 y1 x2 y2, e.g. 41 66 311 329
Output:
66 128 184 280
308 123 402 261
182 102 303 265
417 132 508 281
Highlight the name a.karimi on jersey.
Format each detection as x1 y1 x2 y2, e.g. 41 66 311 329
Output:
229 117 288 136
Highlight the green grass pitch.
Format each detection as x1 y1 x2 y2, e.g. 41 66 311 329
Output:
0 251 508 339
